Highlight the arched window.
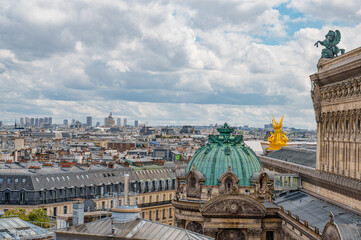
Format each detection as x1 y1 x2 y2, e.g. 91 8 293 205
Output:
224 178 233 192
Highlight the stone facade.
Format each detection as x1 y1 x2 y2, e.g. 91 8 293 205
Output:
310 47 361 179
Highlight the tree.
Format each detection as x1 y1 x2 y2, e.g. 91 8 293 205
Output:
2 208 50 227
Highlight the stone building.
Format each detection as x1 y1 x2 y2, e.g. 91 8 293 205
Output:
0 163 176 226
173 124 281 240
310 46 361 179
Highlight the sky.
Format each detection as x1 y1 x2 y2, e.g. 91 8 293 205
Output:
1 0 361 129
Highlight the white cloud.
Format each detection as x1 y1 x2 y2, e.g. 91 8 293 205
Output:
0 0 360 129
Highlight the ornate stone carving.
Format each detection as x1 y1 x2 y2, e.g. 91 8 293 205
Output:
201 194 266 218
218 166 240 194
218 229 246 240
185 165 205 198
186 221 203 234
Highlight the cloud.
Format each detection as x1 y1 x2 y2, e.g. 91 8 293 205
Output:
0 0 360 129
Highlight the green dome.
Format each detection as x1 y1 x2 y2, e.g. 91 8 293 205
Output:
186 123 261 186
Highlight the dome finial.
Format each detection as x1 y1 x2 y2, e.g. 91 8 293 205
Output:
217 122 234 136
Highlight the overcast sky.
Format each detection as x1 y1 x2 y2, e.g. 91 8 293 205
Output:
1 0 361 128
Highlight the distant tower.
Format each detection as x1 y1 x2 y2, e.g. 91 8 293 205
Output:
117 118 121 127
30 118 35 127
39 118 44 127
25 117 30 126
86 116 92 127
63 119 68 126
96 122 100 127
48 117 52 126
35 118 39 127
123 118 127 127
134 120 139 127
20 118 24 127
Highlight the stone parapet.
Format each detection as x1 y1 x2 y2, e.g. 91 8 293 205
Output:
259 156 361 201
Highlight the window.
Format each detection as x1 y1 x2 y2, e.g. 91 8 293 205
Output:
7 178 11 183
169 208 172 218
15 179 19 183
64 206 67 214
142 212 145 218
62 176 65 181
22 179 26 183
156 210 159 220
46 177 49 182
111 200 113 208
76 175 80 179
149 196 152 203
53 207 57 216
169 194 172 200
57 177 60 181
5 192 10 203
20 193 25 204
149 211 152 220
266 231 274 240
156 195 159 202
163 209 166 219
51 177 55 181
163 194 165 201
86 175 89 179
81 175 84 179
0 178 3 183
142 197 145 204
67 176 70 180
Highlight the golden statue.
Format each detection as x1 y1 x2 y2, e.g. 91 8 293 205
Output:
267 115 288 150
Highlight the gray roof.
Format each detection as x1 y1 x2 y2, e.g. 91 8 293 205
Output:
275 191 361 232
0 217 54 239
0 163 175 191
267 147 316 168
56 217 213 240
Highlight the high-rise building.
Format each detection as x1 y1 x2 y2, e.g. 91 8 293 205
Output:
96 122 100 127
134 120 139 127
30 118 35 127
35 118 39 127
20 118 24 127
117 118 121 127
86 116 92 127
123 118 127 127
44 117 48 124
71 119 76 125
25 117 30 126
64 119 68 126
39 118 44 127
48 117 52 126
0 121 2 127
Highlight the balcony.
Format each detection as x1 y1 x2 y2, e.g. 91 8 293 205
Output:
138 200 172 208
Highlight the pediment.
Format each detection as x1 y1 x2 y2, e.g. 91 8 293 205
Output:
201 194 266 218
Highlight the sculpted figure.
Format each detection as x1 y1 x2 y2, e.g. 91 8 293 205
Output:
314 30 345 58
267 116 288 150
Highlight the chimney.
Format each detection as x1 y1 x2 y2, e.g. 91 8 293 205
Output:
124 174 129 205
73 203 84 226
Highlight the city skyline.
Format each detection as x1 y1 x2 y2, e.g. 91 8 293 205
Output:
1 1 361 129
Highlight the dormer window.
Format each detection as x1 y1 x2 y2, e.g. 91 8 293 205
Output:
190 176 197 190
225 178 233 192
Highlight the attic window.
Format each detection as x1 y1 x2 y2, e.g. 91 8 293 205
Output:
46 177 50 182
57 177 60 181
67 176 70 180
36 178 39 182
22 179 26 183
0 178 3 183
15 179 19 183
